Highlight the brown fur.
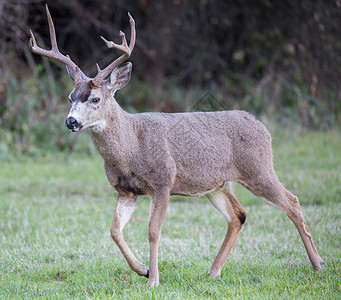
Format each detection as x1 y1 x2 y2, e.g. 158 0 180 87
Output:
30 8 323 285
63 64 323 287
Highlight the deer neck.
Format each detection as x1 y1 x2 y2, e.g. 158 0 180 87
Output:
90 100 136 164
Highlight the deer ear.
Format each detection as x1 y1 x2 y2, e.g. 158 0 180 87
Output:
108 62 132 91
66 65 75 81
66 64 88 82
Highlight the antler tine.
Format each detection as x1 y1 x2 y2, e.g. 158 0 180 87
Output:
92 12 136 87
45 5 58 51
100 31 130 55
128 12 136 53
29 5 84 81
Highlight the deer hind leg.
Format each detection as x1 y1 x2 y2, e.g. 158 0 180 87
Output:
241 172 323 270
207 182 247 278
110 194 149 277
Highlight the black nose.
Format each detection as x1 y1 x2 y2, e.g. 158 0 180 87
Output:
65 117 79 129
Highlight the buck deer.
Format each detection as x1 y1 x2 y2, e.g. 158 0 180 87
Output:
29 5 323 287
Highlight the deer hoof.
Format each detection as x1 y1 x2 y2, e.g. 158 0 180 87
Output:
144 268 149 278
207 270 220 279
140 263 149 278
313 259 324 271
147 278 159 287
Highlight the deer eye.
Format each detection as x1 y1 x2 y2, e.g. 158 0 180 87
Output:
92 97 100 103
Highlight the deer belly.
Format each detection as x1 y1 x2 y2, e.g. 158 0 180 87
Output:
170 159 238 196
170 176 225 196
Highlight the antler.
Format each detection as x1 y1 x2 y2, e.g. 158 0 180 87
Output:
29 5 135 86
29 5 84 83
91 12 136 87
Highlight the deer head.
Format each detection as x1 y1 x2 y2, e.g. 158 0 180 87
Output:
29 5 136 132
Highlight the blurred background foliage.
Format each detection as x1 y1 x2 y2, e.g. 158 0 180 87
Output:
0 0 340 157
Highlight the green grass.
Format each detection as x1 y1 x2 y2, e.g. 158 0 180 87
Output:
0 130 340 299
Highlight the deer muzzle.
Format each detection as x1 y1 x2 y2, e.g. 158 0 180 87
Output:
65 116 82 132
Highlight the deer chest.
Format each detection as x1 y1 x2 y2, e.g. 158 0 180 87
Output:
104 163 149 196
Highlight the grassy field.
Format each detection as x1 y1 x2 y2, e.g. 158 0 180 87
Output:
0 129 340 299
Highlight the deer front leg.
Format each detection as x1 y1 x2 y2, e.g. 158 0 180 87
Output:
110 194 149 277
147 190 170 287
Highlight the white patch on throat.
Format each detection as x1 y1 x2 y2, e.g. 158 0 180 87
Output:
90 120 107 132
